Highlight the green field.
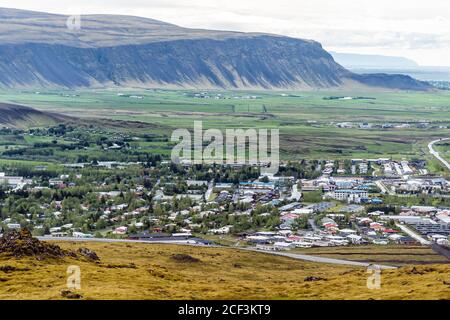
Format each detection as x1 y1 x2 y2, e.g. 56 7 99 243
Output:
1 89 450 160
434 142 450 162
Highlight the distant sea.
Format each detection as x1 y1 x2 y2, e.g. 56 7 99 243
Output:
349 66 450 82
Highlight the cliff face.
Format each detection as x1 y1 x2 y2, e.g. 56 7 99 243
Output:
0 8 431 91
0 37 351 89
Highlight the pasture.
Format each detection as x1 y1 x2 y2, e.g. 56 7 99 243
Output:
1 89 450 160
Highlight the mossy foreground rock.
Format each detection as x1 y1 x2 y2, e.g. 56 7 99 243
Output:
171 254 201 263
0 229 76 260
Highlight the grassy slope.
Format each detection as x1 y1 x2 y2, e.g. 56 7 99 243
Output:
0 242 449 300
291 245 448 266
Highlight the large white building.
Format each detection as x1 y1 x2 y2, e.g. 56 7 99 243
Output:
0 173 28 187
328 189 368 203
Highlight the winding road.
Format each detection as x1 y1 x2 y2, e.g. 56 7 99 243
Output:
395 223 431 246
428 138 450 171
39 236 397 269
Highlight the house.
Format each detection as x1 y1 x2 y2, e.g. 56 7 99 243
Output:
396 236 418 245
273 242 295 250
388 234 404 242
292 208 313 215
0 173 28 187
411 206 437 214
209 225 232 234
372 239 389 245
429 234 447 243
73 232 94 238
279 202 302 212
370 222 384 231
340 204 365 213
358 217 373 225
255 244 279 251
187 180 208 187
370 198 383 205
368 210 384 216
6 223 21 230
339 229 357 236
247 235 271 244
113 226 128 235
215 183 234 190
50 232 68 237
292 241 313 248
346 234 362 244
382 228 398 234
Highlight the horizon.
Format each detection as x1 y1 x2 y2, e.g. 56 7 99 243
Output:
1 0 449 67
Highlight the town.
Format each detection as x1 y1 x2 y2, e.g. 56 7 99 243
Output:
1 149 449 252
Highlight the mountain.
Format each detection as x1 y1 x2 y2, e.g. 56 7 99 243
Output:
0 103 68 128
0 8 431 91
331 52 419 69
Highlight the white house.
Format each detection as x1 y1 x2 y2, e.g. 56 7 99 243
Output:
6 223 21 230
273 242 295 250
113 226 128 234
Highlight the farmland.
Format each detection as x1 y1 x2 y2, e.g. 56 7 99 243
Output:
1 89 450 160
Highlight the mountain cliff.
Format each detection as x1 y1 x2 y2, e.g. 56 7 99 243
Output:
0 8 431 91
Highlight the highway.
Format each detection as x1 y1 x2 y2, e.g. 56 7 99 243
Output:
428 138 450 171
40 236 397 269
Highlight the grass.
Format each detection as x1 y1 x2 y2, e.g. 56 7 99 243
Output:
1 89 450 160
434 142 450 162
291 245 448 266
0 242 449 300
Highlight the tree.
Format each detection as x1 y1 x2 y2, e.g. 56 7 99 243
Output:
292 216 309 231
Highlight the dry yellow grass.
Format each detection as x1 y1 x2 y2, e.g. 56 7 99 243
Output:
0 242 449 300
291 245 447 266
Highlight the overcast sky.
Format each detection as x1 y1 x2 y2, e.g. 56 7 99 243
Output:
2 0 450 66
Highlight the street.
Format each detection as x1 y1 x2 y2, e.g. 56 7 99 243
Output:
428 138 450 171
40 236 397 269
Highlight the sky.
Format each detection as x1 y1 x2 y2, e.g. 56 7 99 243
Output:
2 0 450 66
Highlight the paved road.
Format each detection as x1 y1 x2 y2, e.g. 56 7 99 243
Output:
40 236 397 269
395 223 431 245
38 236 204 245
204 180 214 201
245 249 397 269
308 218 320 232
428 138 450 171
290 184 301 201
375 180 393 195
